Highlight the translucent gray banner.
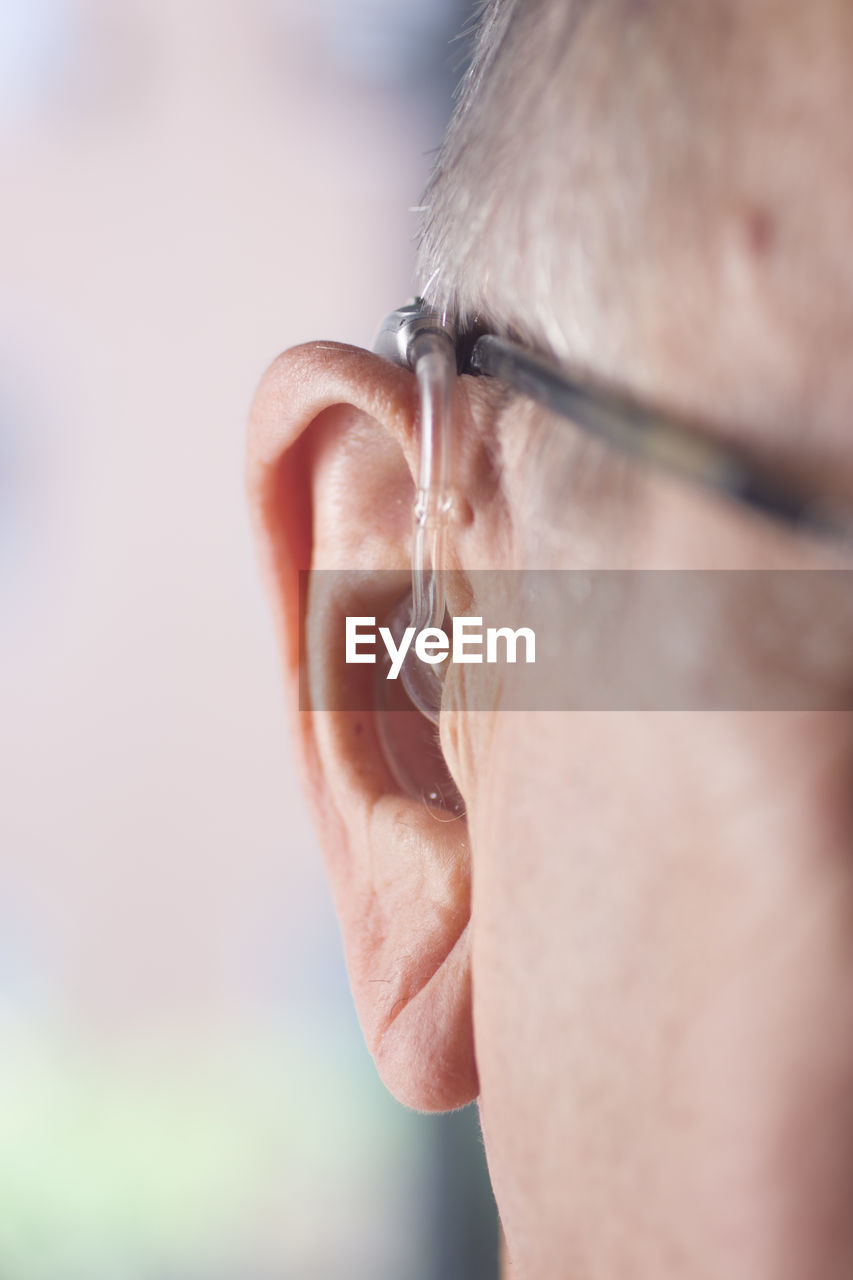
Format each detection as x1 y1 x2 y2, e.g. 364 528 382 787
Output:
299 570 853 712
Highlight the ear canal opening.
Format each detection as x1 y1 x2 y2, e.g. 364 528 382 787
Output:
373 590 465 818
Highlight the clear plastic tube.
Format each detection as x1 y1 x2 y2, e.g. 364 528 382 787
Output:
402 329 456 722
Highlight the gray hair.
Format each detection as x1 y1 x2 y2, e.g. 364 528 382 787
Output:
416 0 614 360
415 0 786 374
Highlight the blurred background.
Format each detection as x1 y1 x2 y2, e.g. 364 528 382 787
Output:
0 1 498 1276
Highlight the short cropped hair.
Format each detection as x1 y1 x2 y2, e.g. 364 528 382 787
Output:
417 0 846 381
417 0 593 356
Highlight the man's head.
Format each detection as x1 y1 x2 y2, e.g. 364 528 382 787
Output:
248 3 853 1275
423 0 853 454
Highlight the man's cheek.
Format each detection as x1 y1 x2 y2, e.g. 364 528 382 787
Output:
471 710 853 1277
668 862 853 1277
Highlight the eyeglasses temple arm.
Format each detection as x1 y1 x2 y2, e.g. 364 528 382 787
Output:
469 333 853 547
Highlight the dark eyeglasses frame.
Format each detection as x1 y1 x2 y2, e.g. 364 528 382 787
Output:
467 332 852 549
374 298 852 549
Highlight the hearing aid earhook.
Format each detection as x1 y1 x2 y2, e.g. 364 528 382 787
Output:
373 299 459 725
368 302 466 814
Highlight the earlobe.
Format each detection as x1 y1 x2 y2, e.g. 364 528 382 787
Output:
247 341 478 1111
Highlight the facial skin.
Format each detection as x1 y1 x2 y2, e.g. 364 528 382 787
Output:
248 3 853 1277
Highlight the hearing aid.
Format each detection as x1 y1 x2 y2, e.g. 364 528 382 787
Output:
371 300 464 813
373 300 459 719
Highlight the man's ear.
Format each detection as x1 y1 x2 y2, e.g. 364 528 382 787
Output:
247 341 478 1111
